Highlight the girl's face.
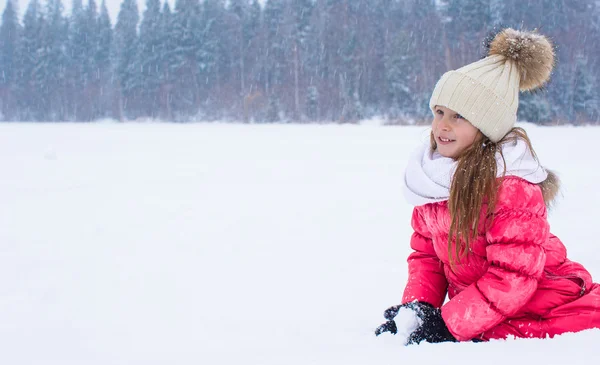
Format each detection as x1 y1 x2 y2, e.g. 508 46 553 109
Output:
431 105 480 159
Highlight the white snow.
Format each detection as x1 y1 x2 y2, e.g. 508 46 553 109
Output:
1 122 600 364
392 306 422 344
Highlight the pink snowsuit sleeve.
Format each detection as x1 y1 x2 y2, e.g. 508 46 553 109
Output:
441 178 550 341
402 207 448 308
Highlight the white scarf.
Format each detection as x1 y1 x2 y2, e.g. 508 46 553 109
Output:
403 137 548 206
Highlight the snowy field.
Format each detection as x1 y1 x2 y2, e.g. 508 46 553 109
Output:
1 122 600 364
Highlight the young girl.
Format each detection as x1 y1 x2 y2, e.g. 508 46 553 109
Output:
375 28 600 344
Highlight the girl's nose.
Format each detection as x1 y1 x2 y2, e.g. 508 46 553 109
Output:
438 118 451 131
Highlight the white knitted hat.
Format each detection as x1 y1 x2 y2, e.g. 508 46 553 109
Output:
429 29 555 142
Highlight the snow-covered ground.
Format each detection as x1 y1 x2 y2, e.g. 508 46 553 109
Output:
1 122 599 364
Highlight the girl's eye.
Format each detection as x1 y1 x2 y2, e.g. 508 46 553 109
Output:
435 109 443 115
455 114 464 120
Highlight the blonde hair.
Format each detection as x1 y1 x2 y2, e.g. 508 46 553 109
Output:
430 127 541 266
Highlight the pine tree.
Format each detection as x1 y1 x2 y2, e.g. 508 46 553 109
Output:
302 0 327 121
406 0 445 118
444 0 492 66
36 0 68 120
489 0 504 26
171 0 203 117
83 0 100 120
0 0 19 86
445 0 491 32
247 0 261 42
97 1 112 73
67 0 83 116
263 0 288 121
230 0 247 101
544 64 573 123
572 54 599 124
305 85 318 121
139 0 162 117
197 0 220 108
97 0 113 119
540 0 569 33
228 0 262 121
385 31 419 121
114 0 140 120
339 29 362 123
0 0 21 119
157 1 176 120
290 0 315 120
19 0 43 120
338 1 365 123
66 0 100 120
359 0 393 113
518 92 552 124
306 0 337 121
85 0 100 75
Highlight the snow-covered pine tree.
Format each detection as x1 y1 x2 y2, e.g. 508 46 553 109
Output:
230 0 247 103
338 0 364 123
406 0 446 119
36 0 68 120
0 0 19 87
18 0 42 120
385 31 419 121
0 0 21 119
139 0 162 118
572 54 600 124
66 0 87 119
300 0 327 122
114 0 140 120
489 0 504 26
358 0 392 115
97 0 113 119
170 0 203 118
157 0 176 120
81 0 100 120
290 0 314 121
198 0 224 119
227 0 262 121
305 85 318 121
303 0 334 121
263 0 287 122
444 0 492 65
518 92 552 125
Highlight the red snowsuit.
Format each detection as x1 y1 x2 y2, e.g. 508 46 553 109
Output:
402 176 600 341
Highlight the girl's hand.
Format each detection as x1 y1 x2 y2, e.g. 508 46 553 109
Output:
375 301 456 344
404 302 456 345
374 319 398 336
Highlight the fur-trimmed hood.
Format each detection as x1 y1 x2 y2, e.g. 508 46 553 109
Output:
539 169 561 208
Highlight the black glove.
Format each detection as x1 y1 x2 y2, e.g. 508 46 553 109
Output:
374 319 397 336
374 304 403 336
374 301 456 345
404 302 456 345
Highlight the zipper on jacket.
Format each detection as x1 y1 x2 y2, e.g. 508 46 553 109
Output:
544 271 586 297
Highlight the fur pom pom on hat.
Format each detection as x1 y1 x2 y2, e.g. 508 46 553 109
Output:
429 28 555 142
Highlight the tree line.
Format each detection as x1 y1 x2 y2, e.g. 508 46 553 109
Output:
0 0 598 124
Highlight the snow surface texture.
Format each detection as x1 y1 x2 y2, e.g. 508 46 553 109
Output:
1 123 599 364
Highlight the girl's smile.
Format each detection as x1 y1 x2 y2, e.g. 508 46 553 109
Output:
437 136 455 144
